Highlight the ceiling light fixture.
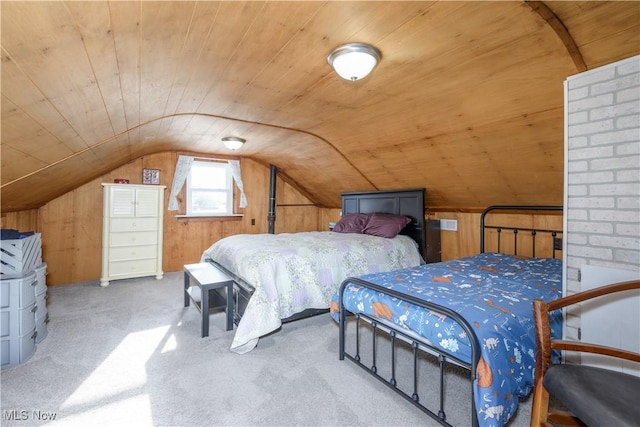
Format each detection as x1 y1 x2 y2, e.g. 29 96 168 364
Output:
221 136 245 150
327 42 381 81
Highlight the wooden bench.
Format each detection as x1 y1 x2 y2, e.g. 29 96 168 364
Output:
183 262 234 337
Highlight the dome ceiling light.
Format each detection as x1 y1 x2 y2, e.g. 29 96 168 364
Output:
221 136 245 150
327 42 381 81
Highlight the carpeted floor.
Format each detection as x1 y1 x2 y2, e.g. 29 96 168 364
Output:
1 272 532 426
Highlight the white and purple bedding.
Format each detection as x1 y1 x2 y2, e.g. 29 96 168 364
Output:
201 231 423 354
331 252 562 427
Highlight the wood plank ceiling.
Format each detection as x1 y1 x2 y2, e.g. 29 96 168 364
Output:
1 1 639 212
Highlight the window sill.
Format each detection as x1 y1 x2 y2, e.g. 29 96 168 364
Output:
175 214 243 222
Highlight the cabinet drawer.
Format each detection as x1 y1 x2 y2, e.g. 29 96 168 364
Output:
110 217 158 232
34 293 47 320
110 231 158 247
1 329 36 369
109 245 157 261
34 263 47 296
0 273 37 310
109 259 158 277
35 314 48 344
1 303 36 338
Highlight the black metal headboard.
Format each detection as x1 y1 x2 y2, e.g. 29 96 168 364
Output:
341 188 426 260
480 205 563 259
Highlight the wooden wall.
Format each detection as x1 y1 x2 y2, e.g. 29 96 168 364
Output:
0 210 39 233
432 210 563 261
2 152 330 286
2 158 563 285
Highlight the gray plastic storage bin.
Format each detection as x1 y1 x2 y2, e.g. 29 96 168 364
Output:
1 272 38 368
1 329 36 369
35 314 48 344
33 263 48 344
34 262 47 296
0 271 36 310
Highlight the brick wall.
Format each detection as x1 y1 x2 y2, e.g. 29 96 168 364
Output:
564 55 640 340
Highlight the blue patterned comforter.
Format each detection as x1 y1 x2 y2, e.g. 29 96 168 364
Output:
202 231 423 354
330 252 562 427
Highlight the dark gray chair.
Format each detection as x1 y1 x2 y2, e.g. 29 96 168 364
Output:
530 279 640 427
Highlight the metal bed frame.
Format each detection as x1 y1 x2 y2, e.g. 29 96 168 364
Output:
480 205 564 259
338 205 563 427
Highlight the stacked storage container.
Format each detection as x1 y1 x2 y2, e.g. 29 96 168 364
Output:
34 263 49 343
0 231 48 369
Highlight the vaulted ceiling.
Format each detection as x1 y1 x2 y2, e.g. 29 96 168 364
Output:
2 1 639 213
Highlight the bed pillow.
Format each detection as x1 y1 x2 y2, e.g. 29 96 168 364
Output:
332 213 371 234
362 213 412 238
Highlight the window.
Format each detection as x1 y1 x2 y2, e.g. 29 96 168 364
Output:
186 160 234 216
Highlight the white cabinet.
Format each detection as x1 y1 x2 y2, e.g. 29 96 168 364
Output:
100 184 166 287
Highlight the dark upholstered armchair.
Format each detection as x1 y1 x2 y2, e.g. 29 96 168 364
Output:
530 279 640 427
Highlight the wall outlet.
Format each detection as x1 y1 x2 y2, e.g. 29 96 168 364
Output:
440 219 458 231
553 236 562 250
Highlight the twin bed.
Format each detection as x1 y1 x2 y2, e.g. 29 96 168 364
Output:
200 188 564 427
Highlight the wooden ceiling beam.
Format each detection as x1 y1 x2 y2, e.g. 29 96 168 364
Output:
525 0 587 72
0 111 376 193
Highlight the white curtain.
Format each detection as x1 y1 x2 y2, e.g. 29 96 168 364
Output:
228 159 248 208
168 155 194 211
